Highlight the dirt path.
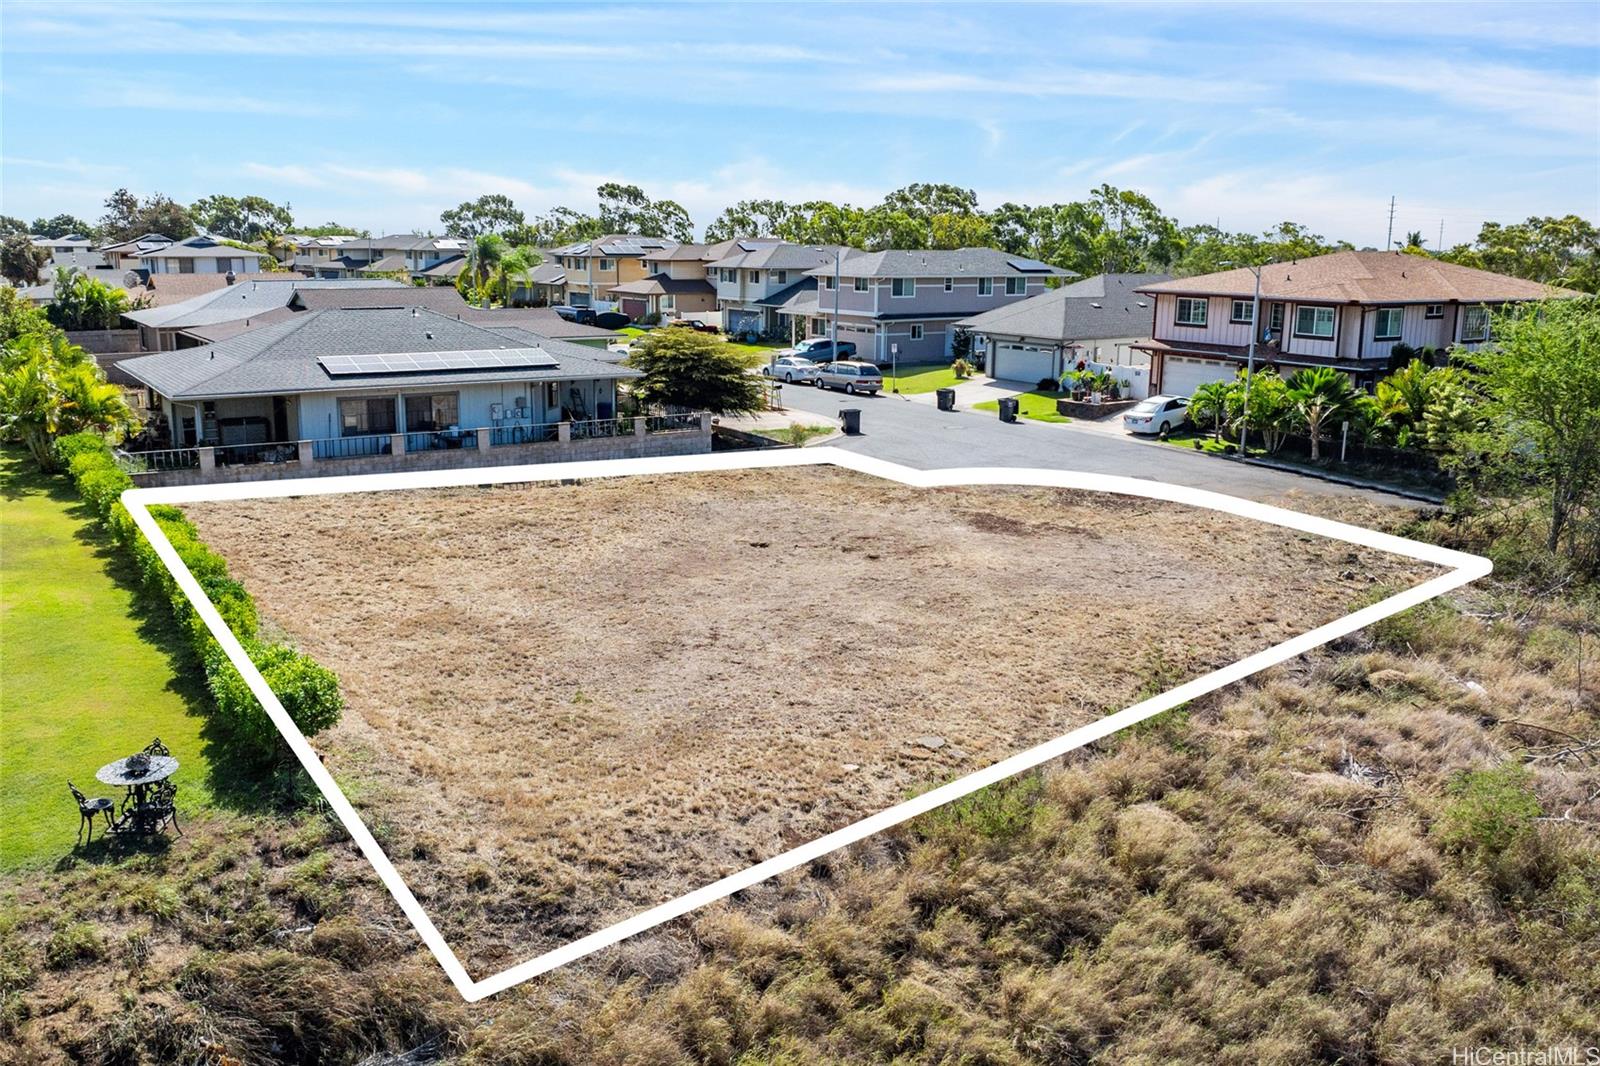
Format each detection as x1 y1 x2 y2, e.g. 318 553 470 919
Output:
185 466 1435 975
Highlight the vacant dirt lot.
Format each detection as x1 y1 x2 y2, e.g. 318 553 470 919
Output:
185 465 1436 976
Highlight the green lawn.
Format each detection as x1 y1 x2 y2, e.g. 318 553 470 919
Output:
723 338 788 366
0 447 214 868
973 390 1074 423
880 364 966 394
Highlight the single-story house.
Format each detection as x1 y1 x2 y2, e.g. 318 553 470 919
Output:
119 306 641 452
123 278 409 351
957 272 1170 395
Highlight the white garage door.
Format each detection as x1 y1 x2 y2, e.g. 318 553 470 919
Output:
1160 355 1233 398
992 343 1055 384
835 324 876 359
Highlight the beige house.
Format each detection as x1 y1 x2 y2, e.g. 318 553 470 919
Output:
605 242 720 320
548 234 676 307
1134 251 1580 396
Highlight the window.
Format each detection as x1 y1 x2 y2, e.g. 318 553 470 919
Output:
597 259 613 271
720 268 735 282
891 277 915 297
750 271 760 284
1461 306 1491 342
1374 307 1404 341
822 275 837 290
977 277 993 296
1230 299 1254 324
404 392 459 432
662 294 674 309
944 277 953 291
909 324 924 341
1425 303 1445 319
1175 297 1208 326
339 396 396 437
1269 302 1285 332
775 270 787 284
1294 305 1336 339
854 276 870 292
1005 276 1026 295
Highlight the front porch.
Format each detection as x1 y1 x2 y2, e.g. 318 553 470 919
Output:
116 412 713 487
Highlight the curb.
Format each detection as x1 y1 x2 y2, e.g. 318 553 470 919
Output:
1219 453 1447 504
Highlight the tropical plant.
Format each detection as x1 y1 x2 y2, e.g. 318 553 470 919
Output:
0 347 138 469
951 357 972 380
1236 369 1295 453
496 245 543 306
1286 366 1360 460
465 233 508 308
1188 379 1234 438
1 233 48 286
1375 358 1474 451
45 268 132 331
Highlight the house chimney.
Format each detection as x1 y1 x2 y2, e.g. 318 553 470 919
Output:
225 269 236 285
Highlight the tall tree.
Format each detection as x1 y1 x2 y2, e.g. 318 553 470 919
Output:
0 216 28 238
1439 215 1599 294
440 193 527 239
704 199 805 241
881 182 981 219
98 189 195 242
1286 366 1360 461
29 214 96 239
1453 298 1600 562
596 183 694 242
0 234 48 286
190 195 294 242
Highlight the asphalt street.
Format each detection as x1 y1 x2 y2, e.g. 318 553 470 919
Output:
772 383 1421 506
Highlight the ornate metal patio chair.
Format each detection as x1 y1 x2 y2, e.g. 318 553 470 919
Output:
68 782 116 844
135 779 181 836
142 738 171 758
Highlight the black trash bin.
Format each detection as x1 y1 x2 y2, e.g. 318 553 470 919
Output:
839 408 862 435
998 397 1019 423
936 387 956 411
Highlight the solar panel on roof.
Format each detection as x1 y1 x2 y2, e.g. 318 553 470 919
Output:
1007 258 1054 273
317 347 558 377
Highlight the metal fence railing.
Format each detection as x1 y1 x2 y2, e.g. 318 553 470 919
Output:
490 423 560 447
569 417 629 440
645 412 702 434
215 442 299 467
404 430 480 453
310 434 394 461
115 447 200 473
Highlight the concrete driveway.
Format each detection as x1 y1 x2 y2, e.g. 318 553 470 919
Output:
771 380 1419 506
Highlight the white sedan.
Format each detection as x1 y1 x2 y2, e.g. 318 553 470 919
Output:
762 355 822 384
1123 395 1189 437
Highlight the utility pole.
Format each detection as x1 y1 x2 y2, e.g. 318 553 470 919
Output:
1437 219 1445 251
1385 196 1396 250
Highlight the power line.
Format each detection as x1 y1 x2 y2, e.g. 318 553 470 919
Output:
1385 195 1396 250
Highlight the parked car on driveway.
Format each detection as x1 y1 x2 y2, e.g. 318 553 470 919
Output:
592 311 630 330
815 360 883 395
794 338 857 360
1123 395 1189 437
668 318 720 334
762 355 821 384
552 305 597 324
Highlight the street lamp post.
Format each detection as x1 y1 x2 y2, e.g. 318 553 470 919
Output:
1223 259 1268 454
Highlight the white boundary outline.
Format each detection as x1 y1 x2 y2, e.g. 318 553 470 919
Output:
122 448 1490 1001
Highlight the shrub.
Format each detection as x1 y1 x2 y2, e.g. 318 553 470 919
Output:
1437 763 1541 861
208 640 344 764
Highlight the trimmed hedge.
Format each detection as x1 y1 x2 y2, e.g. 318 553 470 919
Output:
53 433 343 766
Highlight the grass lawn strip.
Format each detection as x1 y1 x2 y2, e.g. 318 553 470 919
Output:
974 389 1074 423
0 447 213 868
880 364 964 394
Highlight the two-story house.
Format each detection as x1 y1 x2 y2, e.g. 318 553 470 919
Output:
98 232 177 272
706 241 835 338
605 242 722 321
295 234 466 281
548 234 676 308
1134 251 1578 397
804 248 1069 365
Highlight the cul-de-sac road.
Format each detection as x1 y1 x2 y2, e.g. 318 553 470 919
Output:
771 383 1424 507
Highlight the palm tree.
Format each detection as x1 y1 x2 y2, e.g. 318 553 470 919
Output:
466 234 508 309
0 354 137 470
496 245 542 307
1188 379 1234 439
1286 367 1359 461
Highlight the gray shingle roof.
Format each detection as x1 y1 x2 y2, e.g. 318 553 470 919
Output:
956 273 1169 341
551 234 677 258
119 307 637 400
812 247 1070 279
125 278 407 329
754 275 818 307
707 242 845 271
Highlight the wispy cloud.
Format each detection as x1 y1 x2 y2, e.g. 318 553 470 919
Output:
98 87 353 118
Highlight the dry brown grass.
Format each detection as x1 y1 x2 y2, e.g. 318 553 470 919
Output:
180 465 1437 975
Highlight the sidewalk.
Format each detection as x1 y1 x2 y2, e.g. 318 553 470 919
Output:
718 407 843 444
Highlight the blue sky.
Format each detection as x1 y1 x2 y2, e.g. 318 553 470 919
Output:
2 1 1596 246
